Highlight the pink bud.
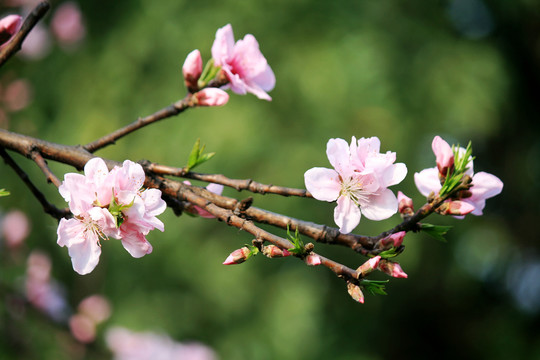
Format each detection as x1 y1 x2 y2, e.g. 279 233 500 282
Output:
305 253 321 266
262 245 291 258
182 49 203 92
347 282 364 303
223 246 251 265
397 191 414 216
356 256 381 278
378 260 408 278
0 15 22 46
432 136 454 177
380 231 406 248
194 88 229 107
439 200 475 216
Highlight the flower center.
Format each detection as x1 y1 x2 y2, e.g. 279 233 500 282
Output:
340 176 371 206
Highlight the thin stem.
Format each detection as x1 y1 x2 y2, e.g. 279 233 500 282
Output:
0 147 68 220
142 160 312 197
84 96 193 153
0 1 50 67
31 151 61 188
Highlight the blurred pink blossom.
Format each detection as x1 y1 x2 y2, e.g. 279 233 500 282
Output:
19 23 52 60
212 24 275 101
50 1 86 49
25 251 69 322
2 78 33 112
1 210 30 248
106 327 218 360
69 294 111 343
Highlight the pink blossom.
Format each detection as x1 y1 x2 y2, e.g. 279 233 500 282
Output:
57 158 166 274
212 24 275 101
2 79 33 112
1 210 30 248
0 15 22 47
378 260 408 278
183 49 202 92
106 327 218 360
414 136 503 217
194 88 229 107
397 191 414 215
19 23 52 60
50 2 86 48
304 137 407 234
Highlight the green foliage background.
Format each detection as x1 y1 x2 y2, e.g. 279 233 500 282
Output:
1 0 539 359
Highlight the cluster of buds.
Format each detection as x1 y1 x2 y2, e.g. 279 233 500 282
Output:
355 255 408 279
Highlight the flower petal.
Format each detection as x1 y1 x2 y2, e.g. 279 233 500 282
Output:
304 167 341 202
414 167 441 197
334 195 361 234
361 188 398 221
211 24 235 66
326 138 353 177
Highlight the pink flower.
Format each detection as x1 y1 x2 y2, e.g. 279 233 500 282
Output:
212 24 275 101
182 49 202 92
194 88 229 107
397 191 414 215
0 15 22 47
304 137 407 234
57 158 166 274
1 210 30 248
414 136 503 216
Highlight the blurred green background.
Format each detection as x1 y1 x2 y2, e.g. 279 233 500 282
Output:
1 0 540 359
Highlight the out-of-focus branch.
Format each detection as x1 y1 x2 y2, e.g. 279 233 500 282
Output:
0 1 50 67
0 147 68 220
31 151 61 187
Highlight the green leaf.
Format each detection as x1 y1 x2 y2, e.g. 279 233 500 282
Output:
379 248 399 259
0 188 10 197
185 139 215 172
197 59 221 88
420 223 452 242
440 141 475 197
286 225 305 255
360 280 389 296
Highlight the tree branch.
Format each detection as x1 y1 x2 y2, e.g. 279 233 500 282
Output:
0 1 50 67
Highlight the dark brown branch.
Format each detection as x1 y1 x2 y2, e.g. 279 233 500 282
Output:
84 96 194 153
0 147 68 220
142 160 312 198
0 1 50 67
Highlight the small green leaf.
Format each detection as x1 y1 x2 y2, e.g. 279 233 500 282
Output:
197 59 221 88
286 224 305 255
379 248 399 259
420 223 452 242
360 280 389 296
185 139 215 172
0 189 10 197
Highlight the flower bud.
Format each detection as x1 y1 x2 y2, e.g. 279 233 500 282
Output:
356 256 381 278
378 260 408 278
0 15 22 46
194 88 229 107
397 191 414 216
182 49 202 92
347 282 364 303
305 253 321 266
438 200 475 216
223 246 252 265
432 135 454 178
379 231 406 248
262 245 291 258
